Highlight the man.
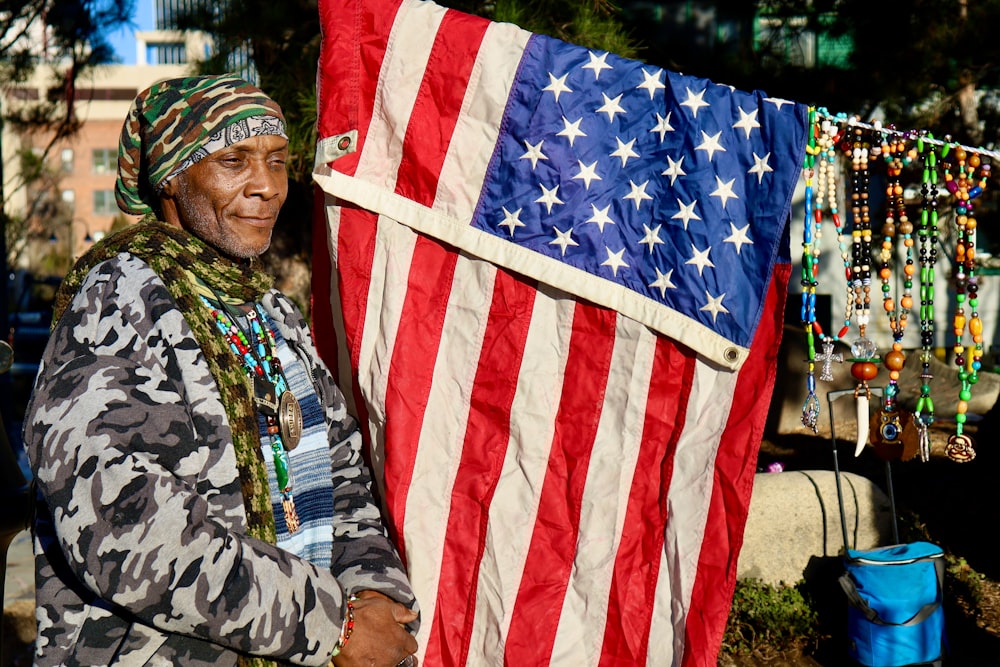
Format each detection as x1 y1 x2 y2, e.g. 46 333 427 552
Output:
24 74 419 667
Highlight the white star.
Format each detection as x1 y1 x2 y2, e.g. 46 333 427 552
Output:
601 247 629 276
695 130 726 161
732 107 760 139
724 222 753 255
638 224 664 253
610 137 639 167
710 176 739 210
586 204 616 232
557 116 587 146
661 155 686 185
520 140 548 170
623 180 653 210
573 160 602 189
637 68 666 99
680 87 710 117
672 198 701 229
686 244 715 275
543 72 572 102
596 93 627 122
535 184 564 214
764 97 792 110
549 226 579 256
498 206 525 237
701 291 730 322
649 267 676 296
748 152 774 183
650 112 674 142
582 51 612 80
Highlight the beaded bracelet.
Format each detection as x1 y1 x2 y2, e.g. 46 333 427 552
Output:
331 595 357 657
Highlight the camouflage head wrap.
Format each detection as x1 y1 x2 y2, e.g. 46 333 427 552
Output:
115 74 287 216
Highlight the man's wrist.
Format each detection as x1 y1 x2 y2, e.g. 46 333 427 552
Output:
330 595 357 657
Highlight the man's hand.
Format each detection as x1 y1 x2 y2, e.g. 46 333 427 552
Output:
333 590 419 667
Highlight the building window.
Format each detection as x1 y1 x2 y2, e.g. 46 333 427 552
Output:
60 148 74 173
147 41 188 64
61 189 75 214
92 148 116 174
93 190 117 215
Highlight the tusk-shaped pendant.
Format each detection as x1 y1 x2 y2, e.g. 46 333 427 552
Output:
854 391 869 457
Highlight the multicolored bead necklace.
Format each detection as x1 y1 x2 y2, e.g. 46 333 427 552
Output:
941 143 990 462
800 112 849 431
914 135 939 461
868 131 915 453
202 295 304 531
845 126 880 455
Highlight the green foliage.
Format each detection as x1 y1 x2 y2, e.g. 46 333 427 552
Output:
721 578 824 657
947 555 986 607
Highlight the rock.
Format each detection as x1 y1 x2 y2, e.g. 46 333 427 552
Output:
2 599 35 667
737 471 894 586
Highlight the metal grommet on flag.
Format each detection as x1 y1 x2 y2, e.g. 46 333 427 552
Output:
315 130 358 167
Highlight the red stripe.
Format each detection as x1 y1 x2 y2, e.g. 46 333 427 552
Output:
321 204 380 485
599 337 697 665
504 302 618 664
317 0 402 176
394 9 490 206
423 268 536 667
381 234 460 561
682 262 791 667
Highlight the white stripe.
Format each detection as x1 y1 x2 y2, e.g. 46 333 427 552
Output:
650 358 739 666
400 252 497 660
356 214 418 497
434 19 531 222
320 201 358 415
550 314 657 666
354 0 447 186
465 286 574 664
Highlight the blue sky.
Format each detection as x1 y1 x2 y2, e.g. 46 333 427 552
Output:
100 0 155 65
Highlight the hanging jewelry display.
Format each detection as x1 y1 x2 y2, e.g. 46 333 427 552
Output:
203 296 303 531
911 135 940 462
868 130 915 458
801 111 849 431
800 109 822 432
844 125 879 456
942 143 990 462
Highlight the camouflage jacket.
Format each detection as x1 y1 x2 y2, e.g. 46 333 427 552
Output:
24 254 416 666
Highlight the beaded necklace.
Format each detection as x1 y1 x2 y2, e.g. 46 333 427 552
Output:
942 144 990 462
801 112 848 432
913 136 939 461
845 127 880 456
868 133 915 451
800 110 821 432
203 295 303 531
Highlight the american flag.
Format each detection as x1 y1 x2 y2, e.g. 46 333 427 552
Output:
310 0 807 664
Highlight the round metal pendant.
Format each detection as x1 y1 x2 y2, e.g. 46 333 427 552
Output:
279 391 304 450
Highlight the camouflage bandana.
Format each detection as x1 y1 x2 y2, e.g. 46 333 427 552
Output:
115 74 286 216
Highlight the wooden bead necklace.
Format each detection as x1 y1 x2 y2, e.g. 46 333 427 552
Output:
844 127 880 456
868 131 916 454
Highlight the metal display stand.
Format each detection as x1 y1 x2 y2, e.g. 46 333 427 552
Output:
827 387 899 550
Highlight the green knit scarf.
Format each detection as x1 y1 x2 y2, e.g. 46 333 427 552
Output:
54 219 282 667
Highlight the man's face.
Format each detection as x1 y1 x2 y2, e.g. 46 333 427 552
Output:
166 134 289 259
